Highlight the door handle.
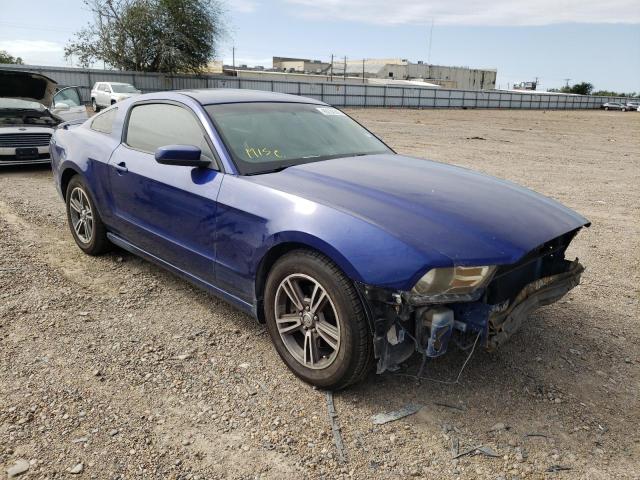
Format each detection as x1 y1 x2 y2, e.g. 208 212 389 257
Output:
115 162 128 173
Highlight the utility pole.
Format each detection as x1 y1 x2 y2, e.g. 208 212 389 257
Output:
330 54 334 82
427 18 434 64
343 56 347 80
563 78 571 88
362 58 365 83
232 46 236 75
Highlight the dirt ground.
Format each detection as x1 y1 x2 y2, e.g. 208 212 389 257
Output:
1 109 639 479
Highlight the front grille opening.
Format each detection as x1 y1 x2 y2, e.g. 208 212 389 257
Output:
485 229 580 304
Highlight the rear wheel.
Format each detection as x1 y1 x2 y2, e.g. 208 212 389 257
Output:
264 250 373 390
65 176 111 255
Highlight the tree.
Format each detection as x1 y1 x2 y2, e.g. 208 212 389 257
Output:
548 82 593 95
592 90 639 98
0 50 24 65
567 82 593 96
65 0 225 73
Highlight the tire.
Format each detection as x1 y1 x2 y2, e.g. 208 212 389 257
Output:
622 108 626 112
264 249 373 390
65 176 111 255
91 98 100 112
604 106 609 111
111 100 116 105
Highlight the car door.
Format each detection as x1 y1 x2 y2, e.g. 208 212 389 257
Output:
107 101 223 284
51 87 87 121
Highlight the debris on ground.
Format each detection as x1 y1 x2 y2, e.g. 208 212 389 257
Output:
326 391 347 464
371 403 423 425
546 465 573 473
489 422 508 432
434 401 466 411
6 459 30 478
68 463 84 474
453 445 500 459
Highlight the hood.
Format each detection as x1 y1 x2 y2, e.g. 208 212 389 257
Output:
249 154 590 267
0 69 58 106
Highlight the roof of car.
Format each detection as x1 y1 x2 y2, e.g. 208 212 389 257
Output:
179 88 327 106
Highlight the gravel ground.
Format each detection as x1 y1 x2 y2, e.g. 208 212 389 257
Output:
1 108 639 479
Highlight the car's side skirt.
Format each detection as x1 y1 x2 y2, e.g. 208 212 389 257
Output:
106 232 257 318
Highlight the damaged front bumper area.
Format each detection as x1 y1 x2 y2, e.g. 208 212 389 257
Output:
358 233 585 374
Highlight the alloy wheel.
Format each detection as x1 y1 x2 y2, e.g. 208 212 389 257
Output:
274 273 341 370
68 187 94 244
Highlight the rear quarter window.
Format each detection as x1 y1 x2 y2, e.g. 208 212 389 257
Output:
90 108 118 134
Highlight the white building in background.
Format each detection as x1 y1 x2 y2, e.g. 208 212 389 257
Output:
269 57 496 90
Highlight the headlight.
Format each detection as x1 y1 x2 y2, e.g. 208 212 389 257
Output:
412 265 496 295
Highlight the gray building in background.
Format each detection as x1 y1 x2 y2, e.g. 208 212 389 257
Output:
340 58 496 90
272 57 332 74
272 57 496 90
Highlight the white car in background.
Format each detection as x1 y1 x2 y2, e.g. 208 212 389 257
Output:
0 69 87 166
90 82 141 111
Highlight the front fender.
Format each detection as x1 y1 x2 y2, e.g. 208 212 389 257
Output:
215 176 441 305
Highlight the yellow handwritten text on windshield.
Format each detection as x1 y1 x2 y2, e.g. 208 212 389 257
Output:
245 147 282 159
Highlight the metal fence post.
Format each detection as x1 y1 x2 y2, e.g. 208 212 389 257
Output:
383 86 387 107
321 83 325 103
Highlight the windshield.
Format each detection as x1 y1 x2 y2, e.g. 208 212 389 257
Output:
111 84 138 93
205 102 391 174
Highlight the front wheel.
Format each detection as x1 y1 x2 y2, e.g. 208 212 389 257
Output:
604 106 609 110
264 250 373 390
91 98 100 112
65 176 111 255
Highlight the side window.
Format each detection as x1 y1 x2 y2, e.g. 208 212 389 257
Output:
90 108 118 134
125 103 215 161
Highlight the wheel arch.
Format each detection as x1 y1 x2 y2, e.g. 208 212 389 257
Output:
254 235 363 323
60 165 83 199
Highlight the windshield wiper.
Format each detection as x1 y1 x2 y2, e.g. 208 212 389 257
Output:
247 165 294 175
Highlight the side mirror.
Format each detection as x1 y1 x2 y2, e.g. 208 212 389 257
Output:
154 145 209 167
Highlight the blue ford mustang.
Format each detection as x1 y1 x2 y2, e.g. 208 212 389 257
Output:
50 89 589 389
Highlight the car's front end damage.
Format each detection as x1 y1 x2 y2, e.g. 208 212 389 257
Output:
358 228 586 373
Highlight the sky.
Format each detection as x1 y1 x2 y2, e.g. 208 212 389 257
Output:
0 0 638 92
